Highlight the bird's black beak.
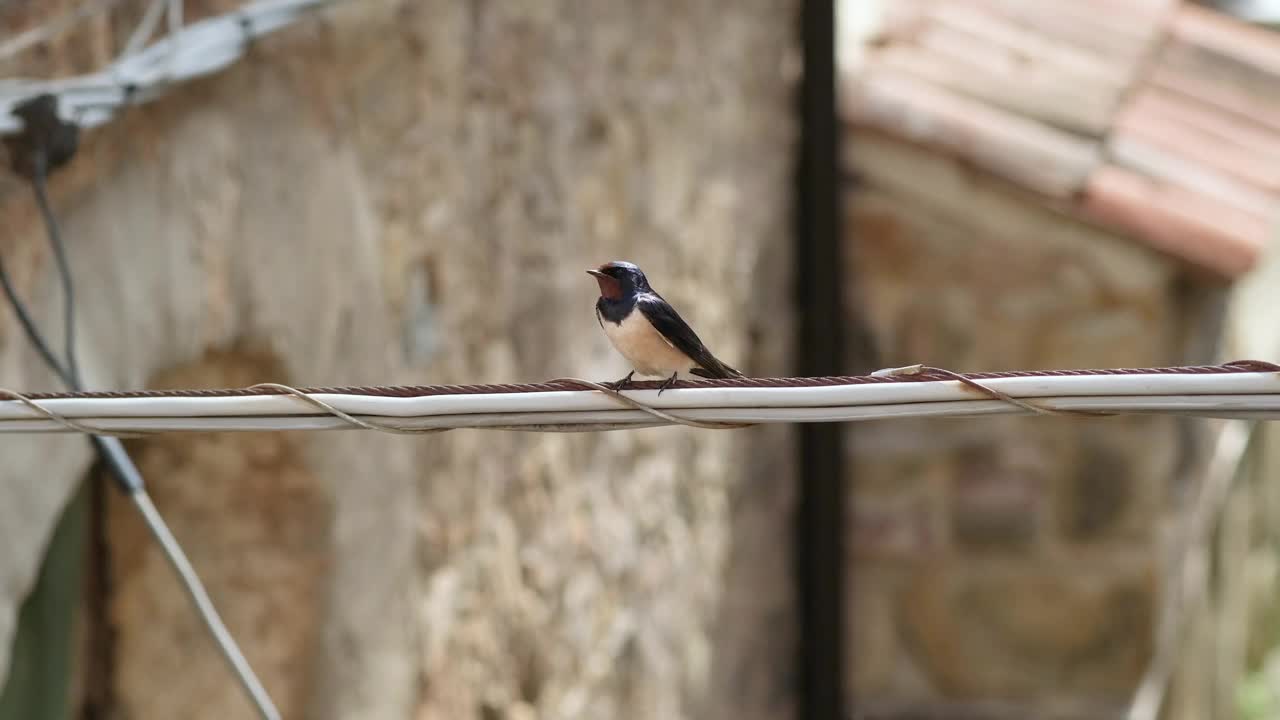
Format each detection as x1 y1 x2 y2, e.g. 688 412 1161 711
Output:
586 269 607 278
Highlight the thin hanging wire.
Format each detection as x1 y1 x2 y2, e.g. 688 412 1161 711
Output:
0 143 280 720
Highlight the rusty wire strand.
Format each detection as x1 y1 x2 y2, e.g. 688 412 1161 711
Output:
545 377 754 430
873 364 1117 417
0 387 130 435
8 359 1277 402
248 382 451 435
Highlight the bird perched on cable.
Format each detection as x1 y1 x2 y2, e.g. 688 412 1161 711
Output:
588 261 743 392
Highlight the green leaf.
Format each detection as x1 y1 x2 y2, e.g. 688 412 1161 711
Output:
0 480 88 720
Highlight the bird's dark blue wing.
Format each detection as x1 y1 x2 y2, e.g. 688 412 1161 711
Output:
636 294 742 378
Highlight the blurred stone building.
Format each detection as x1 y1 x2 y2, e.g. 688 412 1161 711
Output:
840 0 1280 717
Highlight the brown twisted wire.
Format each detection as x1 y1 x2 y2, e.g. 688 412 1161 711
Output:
873 365 1115 417
9 360 1276 401
0 388 150 437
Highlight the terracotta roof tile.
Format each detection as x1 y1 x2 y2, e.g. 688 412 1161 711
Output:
1171 3 1280 76
841 72 1101 197
1148 64 1280 137
1110 91 1280 208
842 0 1280 279
1106 132 1277 219
967 0 1174 60
1081 166 1266 279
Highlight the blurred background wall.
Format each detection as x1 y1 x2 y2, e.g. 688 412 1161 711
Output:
840 1 1280 718
0 1 799 719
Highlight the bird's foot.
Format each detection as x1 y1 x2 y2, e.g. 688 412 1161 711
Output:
657 372 679 396
606 371 636 392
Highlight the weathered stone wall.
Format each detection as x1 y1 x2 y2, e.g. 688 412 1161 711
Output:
0 1 799 718
844 133 1198 716
105 351 331 720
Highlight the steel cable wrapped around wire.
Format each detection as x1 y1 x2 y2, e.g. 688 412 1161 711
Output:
1 361 1278 434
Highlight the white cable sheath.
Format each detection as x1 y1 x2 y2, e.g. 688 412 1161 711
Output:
3 371 1280 433
4 372 1280 419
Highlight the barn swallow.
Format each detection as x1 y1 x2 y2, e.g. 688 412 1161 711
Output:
588 261 743 392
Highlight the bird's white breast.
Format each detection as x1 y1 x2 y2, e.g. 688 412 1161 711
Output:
601 309 697 377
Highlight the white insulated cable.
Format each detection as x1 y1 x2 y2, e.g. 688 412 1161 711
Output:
2 371 1280 434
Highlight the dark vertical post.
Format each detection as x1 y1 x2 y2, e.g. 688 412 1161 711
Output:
81 466 114 720
795 0 848 718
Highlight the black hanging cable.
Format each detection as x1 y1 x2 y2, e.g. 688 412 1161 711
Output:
3 96 142 496
0 93 280 720
0 253 71 385
0 95 78 387
31 153 82 387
